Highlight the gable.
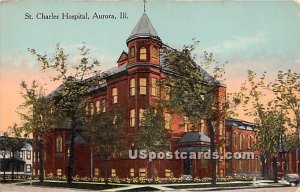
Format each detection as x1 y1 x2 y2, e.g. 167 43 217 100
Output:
117 51 128 63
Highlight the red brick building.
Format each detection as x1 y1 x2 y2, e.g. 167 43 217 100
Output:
225 118 261 177
276 150 299 177
33 13 227 179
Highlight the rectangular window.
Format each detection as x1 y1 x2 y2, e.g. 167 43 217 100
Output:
151 78 158 96
96 100 100 113
112 88 118 104
130 109 136 127
200 119 205 133
164 113 171 129
226 131 230 146
57 169 62 176
140 47 147 61
220 169 224 177
139 168 147 178
112 115 117 125
183 116 189 132
85 105 89 115
139 109 145 126
165 86 171 100
234 159 238 170
139 78 147 95
219 121 224 136
130 78 136 96
26 164 31 173
102 99 106 112
130 168 134 177
239 160 244 170
165 169 172 177
111 169 116 177
56 136 63 153
94 168 99 176
90 102 94 115
19 151 23 159
251 159 256 172
67 148 70 157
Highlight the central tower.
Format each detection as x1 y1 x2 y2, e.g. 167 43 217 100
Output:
126 13 162 65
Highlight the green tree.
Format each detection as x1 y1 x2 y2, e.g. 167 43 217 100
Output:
87 107 125 185
255 107 286 183
160 43 226 185
28 43 101 184
135 107 170 181
18 81 59 183
234 70 287 182
269 70 300 175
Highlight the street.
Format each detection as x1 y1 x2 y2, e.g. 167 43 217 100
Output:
1 183 300 192
205 186 300 192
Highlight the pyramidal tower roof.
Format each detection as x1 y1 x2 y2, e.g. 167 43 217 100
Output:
126 13 161 44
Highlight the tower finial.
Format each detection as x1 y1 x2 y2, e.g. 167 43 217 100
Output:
143 0 147 13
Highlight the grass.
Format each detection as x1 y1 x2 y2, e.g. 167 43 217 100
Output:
167 182 252 189
0 179 27 183
20 181 125 190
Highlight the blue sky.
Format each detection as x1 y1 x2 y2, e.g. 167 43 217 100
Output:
0 0 299 131
1 1 299 66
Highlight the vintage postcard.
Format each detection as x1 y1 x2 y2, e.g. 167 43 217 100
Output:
0 0 299 191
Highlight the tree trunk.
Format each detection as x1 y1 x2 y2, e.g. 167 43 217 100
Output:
207 118 216 186
261 151 270 178
151 160 155 182
3 152 6 181
67 113 76 185
261 153 266 177
11 151 14 181
272 156 278 183
38 136 44 183
284 154 287 174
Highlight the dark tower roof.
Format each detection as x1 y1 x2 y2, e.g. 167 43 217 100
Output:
126 13 161 44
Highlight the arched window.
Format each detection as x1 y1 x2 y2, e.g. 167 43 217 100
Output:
152 47 159 58
233 132 237 147
239 134 244 149
140 47 147 61
248 136 253 149
130 46 135 57
56 136 63 153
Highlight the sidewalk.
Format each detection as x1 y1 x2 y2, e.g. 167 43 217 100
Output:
101 180 291 191
3 179 291 192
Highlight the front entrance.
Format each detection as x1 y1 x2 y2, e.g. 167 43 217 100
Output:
183 157 192 175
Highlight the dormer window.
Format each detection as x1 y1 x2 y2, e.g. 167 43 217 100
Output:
140 47 147 61
130 46 135 58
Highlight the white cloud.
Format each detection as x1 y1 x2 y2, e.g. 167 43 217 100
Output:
200 33 267 55
223 34 266 50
